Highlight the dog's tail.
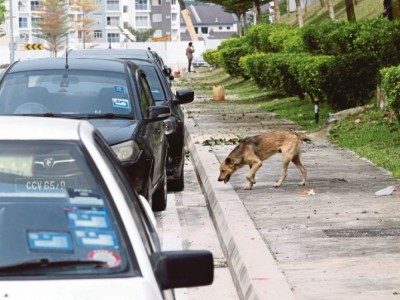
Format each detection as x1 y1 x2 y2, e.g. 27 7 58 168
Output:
298 120 336 142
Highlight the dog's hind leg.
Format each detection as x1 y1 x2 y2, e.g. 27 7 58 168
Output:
274 155 291 188
292 155 307 186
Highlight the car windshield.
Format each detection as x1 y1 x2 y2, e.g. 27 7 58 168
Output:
0 70 133 116
0 141 135 277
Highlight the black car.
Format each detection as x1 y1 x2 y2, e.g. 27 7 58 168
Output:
0 57 170 211
67 49 195 191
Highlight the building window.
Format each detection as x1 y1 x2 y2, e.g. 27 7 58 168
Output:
123 5 128 12
219 26 222 30
171 13 177 21
135 0 148 10
31 17 41 28
94 30 102 38
107 16 120 26
171 0 176 4
107 33 120 42
227 26 231 30
30 0 40 11
151 0 161 5
19 17 28 28
18 1 27 12
19 33 29 43
135 16 149 27
106 0 119 11
95 0 102 5
201 27 208 34
152 13 162 22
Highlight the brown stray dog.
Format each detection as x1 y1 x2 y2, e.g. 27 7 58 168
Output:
217 122 334 190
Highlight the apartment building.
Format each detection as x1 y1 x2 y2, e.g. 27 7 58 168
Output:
4 0 181 48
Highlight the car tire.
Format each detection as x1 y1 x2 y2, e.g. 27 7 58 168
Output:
167 161 184 192
152 165 167 212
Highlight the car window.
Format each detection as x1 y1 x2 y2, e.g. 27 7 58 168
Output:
0 141 137 277
140 65 166 102
0 70 133 116
138 72 155 115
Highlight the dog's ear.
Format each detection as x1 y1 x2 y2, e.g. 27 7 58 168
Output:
225 157 232 165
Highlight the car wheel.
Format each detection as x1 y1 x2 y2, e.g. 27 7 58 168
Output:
152 165 167 212
167 161 184 192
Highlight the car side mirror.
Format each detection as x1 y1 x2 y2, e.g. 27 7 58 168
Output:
175 89 194 105
151 250 214 289
163 66 172 76
146 105 171 122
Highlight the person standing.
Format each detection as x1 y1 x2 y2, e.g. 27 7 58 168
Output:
383 0 393 20
185 42 195 72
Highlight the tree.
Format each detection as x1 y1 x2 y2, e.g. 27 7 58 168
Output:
71 0 99 49
273 0 280 23
344 0 356 21
327 0 335 20
33 0 71 57
0 0 6 37
119 25 156 42
295 0 304 27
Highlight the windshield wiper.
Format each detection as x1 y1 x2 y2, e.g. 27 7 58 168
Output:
86 113 132 119
0 258 105 273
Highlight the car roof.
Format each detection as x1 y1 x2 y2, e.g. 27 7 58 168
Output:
68 49 152 59
0 116 92 140
8 57 133 74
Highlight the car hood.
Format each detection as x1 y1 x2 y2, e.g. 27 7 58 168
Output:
0 277 162 300
88 119 139 145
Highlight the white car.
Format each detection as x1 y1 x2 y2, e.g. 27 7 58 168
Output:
192 55 210 68
0 116 213 300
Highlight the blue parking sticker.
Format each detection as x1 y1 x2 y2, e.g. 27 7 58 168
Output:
28 231 73 252
112 98 130 109
114 86 125 94
74 229 118 248
67 210 111 230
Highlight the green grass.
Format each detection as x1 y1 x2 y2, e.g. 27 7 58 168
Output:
178 69 400 178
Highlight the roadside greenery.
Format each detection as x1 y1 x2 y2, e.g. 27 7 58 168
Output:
179 68 400 178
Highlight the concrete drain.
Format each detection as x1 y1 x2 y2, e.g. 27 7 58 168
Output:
323 228 400 238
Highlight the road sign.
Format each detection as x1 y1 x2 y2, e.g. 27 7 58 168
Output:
24 44 44 50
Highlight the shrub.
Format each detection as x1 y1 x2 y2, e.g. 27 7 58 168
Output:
322 53 380 109
218 37 252 79
202 49 220 68
380 65 400 115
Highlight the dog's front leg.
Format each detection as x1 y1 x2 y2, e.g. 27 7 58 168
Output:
245 162 262 190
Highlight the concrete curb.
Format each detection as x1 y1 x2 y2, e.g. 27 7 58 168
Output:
185 117 297 300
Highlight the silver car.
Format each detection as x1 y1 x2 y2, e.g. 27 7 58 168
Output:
0 116 213 300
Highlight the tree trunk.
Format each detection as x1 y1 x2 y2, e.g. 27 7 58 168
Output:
319 0 326 7
242 12 248 35
295 0 304 27
254 0 261 24
327 0 335 20
393 0 400 19
345 0 356 21
273 0 281 23
235 13 242 36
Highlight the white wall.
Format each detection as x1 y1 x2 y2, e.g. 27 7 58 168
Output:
0 39 222 70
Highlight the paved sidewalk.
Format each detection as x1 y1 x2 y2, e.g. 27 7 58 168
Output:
183 94 400 300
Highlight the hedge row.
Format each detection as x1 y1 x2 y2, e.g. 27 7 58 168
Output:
203 18 400 112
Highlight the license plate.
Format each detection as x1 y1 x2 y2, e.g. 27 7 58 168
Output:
16 178 75 192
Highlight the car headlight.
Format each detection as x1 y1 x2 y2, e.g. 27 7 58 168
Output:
112 140 140 162
163 116 177 135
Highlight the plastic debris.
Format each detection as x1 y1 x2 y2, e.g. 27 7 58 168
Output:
375 185 396 196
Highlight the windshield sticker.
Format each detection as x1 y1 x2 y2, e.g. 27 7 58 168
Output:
67 210 111 230
28 231 73 252
75 229 118 248
112 98 130 109
88 250 122 268
114 86 125 94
